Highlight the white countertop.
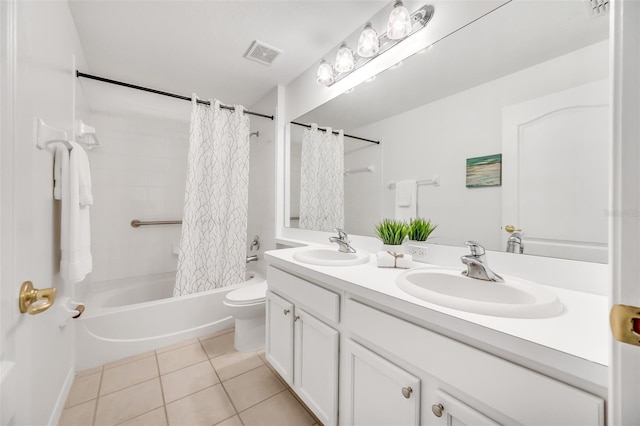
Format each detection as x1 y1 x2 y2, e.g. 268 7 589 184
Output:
265 245 609 371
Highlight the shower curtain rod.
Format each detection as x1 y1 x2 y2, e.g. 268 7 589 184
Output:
290 121 380 144
76 71 274 120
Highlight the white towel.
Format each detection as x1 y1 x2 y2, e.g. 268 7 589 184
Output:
75 143 93 206
53 144 66 200
395 179 417 221
377 251 413 269
60 141 92 283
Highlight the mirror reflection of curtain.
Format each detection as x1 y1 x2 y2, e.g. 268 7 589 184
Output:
175 97 250 296
299 124 344 231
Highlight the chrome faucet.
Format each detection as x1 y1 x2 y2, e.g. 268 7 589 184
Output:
461 241 504 282
506 232 524 254
329 228 356 253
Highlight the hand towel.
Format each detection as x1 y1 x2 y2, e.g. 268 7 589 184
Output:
53 144 66 200
74 143 93 206
377 251 413 269
395 180 417 221
60 141 92 283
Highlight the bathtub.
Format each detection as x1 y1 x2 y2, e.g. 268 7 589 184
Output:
75 271 264 370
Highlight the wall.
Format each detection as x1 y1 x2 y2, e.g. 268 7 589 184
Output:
347 41 608 250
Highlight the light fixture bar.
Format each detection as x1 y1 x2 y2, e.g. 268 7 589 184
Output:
328 4 434 87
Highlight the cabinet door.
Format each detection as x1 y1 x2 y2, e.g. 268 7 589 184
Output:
294 308 339 426
265 291 294 385
431 390 500 426
343 339 421 426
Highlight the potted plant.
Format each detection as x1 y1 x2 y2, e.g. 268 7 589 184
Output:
375 219 408 252
407 218 438 242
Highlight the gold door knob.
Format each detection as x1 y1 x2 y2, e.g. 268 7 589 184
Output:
19 281 56 315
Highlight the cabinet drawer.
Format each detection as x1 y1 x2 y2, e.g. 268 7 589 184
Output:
268 266 340 324
345 299 604 426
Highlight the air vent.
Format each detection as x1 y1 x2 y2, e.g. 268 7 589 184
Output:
244 40 282 66
586 0 609 17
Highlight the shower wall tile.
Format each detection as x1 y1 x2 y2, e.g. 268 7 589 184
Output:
89 112 188 282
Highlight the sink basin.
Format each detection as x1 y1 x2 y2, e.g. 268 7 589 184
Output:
396 268 562 318
293 248 369 266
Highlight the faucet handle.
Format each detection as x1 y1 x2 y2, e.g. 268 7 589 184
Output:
464 241 485 256
333 228 348 240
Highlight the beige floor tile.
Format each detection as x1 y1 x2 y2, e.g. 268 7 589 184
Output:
161 360 220 403
239 390 316 426
65 371 102 408
157 342 208 375
198 327 235 341
94 378 164 426
214 415 243 426
201 333 235 359
117 407 167 426
104 351 155 370
223 365 286 412
58 399 96 426
101 356 159 395
76 365 103 377
155 338 198 354
165 385 235 426
211 351 264 381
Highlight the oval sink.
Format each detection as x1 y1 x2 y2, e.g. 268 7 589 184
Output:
396 268 562 318
293 248 369 266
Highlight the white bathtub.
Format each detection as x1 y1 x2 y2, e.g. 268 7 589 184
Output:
75 271 264 370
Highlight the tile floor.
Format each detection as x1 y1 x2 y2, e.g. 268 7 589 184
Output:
58 328 320 426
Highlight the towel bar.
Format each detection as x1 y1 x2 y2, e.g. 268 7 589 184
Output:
388 175 440 189
131 219 182 228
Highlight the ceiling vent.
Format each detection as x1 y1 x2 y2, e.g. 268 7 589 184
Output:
586 0 609 17
244 40 282 66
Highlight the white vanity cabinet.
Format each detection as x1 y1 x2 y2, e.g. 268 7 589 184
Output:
265 266 340 426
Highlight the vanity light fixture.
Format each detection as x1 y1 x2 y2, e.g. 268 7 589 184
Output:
387 1 412 40
334 44 355 73
316 3 434 87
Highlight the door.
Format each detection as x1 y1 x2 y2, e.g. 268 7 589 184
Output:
265 290 294 385
293 308 338 426
430 390 500 426
610 1 640 424
342 339 420 426
502 79 609 263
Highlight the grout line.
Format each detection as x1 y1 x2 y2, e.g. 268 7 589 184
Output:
154 352 170 426
236 388 290 415
92 367 104 426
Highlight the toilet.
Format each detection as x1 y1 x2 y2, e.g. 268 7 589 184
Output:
223 280 268 352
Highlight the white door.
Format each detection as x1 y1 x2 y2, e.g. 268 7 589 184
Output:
293 308 338 426
342 339 420 426
502 79 609 263
610 1 640 424
265 291 294 385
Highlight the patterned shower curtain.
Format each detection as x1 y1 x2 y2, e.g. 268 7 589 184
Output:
299 124 344 231
174 98 250 296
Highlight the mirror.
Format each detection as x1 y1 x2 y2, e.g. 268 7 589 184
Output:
287 0 609 262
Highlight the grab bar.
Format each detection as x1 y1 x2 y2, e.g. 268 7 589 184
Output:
131 219 182 228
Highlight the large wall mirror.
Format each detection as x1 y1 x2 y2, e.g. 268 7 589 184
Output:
286 0 609 263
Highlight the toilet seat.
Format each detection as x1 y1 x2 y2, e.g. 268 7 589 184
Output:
225 281 267 306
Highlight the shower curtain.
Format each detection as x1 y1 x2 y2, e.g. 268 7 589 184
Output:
299 124 344 231
174 98 250 296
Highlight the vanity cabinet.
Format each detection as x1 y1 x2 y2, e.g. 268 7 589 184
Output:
265 266 339 426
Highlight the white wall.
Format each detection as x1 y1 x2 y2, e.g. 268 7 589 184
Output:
346 41 608 250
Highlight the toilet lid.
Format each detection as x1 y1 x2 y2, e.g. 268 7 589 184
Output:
226 281 267 305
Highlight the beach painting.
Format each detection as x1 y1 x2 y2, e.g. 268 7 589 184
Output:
466 154 502 188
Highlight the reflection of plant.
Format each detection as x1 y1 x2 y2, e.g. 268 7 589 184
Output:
408 218 438 241
375 219 408 245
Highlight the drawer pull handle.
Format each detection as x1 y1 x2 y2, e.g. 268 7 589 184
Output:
432 403 444 417
401 387 412 399
283 309 290 315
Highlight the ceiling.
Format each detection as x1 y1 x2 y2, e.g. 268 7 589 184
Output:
68 0 388 112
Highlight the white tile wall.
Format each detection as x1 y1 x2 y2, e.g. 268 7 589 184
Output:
89 113 189 281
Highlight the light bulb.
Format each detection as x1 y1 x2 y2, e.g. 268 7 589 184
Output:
316 61 334 86
387 0 412 40
334 44 355 73
357 23 380 58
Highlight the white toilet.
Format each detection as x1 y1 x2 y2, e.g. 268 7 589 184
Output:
223 280 268 352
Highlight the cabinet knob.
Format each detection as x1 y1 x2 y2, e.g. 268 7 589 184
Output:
431 403 444 417
283 309 290 315
294 315 300 322
401 387 412 399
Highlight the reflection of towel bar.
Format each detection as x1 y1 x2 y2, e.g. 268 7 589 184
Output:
344 164 375 175
388 175 440 189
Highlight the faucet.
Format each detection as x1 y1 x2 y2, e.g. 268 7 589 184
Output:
329 228 356 253
461 241 504 282
506 232 524 254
